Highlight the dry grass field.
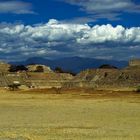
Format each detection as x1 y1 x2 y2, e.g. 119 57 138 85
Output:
0 88 140 140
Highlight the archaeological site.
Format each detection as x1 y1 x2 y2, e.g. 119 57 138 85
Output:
0 59 140 91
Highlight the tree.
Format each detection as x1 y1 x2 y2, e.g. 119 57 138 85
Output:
99 64 118 69
8 82 21 91
54 67 76 76
136 86 140 92
16 65 28 71
65 71 76 76
35 66 44 72
54 67 64 73
9 65 28 72
9 65 17 72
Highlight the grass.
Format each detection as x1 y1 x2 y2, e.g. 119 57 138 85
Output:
0 89 140 140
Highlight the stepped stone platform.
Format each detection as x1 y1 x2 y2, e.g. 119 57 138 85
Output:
129 59 140 67
0 62 74 89
0 72 27 87
25 72 73 88
65 67 140 90
0 62 10 72
0 59 140 90
0 72 74 88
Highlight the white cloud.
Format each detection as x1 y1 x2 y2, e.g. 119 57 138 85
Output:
0 19 140 60
1 19 140 45
0 0 35 14
61 0 140 21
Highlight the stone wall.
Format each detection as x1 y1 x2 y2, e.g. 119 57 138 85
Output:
0 62 10 72
0 72 74 88
129 59 140 67
25 72 73 88
65 68 140 90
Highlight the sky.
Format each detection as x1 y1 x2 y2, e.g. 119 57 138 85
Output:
0 0 140 61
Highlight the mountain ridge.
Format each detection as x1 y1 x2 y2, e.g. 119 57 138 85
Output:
9 56 128 73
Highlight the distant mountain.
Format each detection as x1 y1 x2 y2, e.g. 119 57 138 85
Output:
10 56 128 73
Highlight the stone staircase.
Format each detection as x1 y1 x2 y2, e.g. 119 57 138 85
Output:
0 72 28 87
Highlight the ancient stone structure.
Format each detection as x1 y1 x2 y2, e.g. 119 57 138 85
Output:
0 71 74 88
27 65 53 73
129 59 140 67
25 72 73 88
0 62 73 88
0 72 27 87
0 60 140 90
64 67 140 90
0 61 10 72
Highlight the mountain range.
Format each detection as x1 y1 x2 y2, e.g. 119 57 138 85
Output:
10 57 128 73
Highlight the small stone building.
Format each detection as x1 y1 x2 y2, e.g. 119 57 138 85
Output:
129 59 140 67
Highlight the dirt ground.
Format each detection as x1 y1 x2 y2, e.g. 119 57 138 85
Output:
0 89 140 140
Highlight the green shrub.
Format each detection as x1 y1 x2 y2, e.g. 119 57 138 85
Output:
35 66 44 72
8 83 21 91
136 86 140 92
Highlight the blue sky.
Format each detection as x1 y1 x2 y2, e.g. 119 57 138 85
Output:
0 0 140 61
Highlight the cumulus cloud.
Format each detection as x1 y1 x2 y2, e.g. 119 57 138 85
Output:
0 19 140 60
61 0 140 21
0 0 35 14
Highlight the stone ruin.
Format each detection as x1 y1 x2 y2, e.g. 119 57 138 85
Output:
0 61 10 72
129 59 140 67
0 59 140 91
0 62 74 89
64 59 140 90
64 68 140 90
